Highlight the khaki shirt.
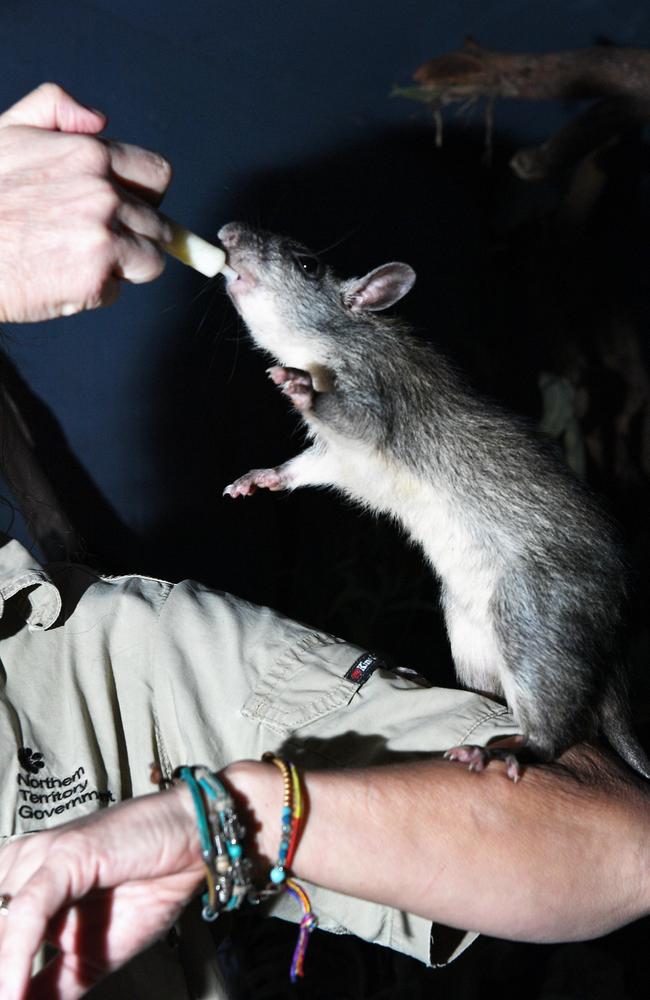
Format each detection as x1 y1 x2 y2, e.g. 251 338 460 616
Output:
0 536 518 997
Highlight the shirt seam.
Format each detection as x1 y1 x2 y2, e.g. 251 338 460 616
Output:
458 706 514 744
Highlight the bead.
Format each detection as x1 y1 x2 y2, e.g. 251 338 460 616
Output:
202 904 219 922
270 865 286 885
227 842 243 859
216 855 230 873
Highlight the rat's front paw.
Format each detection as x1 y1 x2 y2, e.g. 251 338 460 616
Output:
444 744 522 782
223 467 288 498
267 366 314 412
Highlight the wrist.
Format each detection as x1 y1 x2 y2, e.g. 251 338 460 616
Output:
175 759 317 980
219 759 285 870
160 779 206 880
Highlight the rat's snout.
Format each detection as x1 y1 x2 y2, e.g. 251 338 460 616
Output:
218 222 253 272
218 222 258 300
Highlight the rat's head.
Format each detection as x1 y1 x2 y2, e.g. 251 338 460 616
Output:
219 222 415 368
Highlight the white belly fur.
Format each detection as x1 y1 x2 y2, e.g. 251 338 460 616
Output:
236 299 509 699
313 430 507 694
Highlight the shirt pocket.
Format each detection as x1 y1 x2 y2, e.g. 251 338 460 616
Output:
240 631 374 737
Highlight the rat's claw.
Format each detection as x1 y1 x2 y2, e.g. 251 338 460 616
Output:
224 467 288 497
267 365 311 386
266 366 315 412
444 744 522 782
505 756 521 782
223 481 255 498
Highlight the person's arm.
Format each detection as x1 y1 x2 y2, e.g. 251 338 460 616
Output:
0 746 648 999
0 82 173 323
233 747 650 943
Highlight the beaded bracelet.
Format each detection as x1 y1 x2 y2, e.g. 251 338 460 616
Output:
259 752 304 888
254 753 317 981
172 765 254 919
169 755 317 981
252 753 318 983
197 766 255 917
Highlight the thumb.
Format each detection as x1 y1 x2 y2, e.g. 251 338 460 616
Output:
0 82 107 133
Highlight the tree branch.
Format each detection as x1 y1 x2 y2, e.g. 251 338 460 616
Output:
394 40 650 178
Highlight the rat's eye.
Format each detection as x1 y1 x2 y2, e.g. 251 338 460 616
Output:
291 252 324 280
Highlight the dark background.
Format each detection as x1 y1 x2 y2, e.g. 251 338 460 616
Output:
1 2 650 997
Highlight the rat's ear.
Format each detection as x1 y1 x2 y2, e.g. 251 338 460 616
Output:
343 262 416 312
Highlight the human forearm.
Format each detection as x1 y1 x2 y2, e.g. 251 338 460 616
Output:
222 750 650 944
1 751 646 999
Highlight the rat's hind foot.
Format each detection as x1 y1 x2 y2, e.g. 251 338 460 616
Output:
444 744 523 783
267 366 314 412
223 467 288 498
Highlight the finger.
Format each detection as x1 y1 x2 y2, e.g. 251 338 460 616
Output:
0 82 106 134
0 889 55 999
0 909 90 1000
55 274 121 320
104 140 172 206
28 952 95 1000
112 230 167 284
28 902 111 1000
114 193 173 245
0 852 97 1000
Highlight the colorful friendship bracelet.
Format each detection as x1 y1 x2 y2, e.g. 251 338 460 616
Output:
285 879 318 980
172 755 317 982
260 752 304 887
258 752 317 981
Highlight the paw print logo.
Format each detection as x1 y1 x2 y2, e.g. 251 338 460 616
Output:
18 747 45 774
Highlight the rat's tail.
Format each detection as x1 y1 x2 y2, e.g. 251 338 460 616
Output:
600 679 650 780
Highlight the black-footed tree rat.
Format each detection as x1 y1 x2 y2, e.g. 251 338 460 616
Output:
219 220 650 780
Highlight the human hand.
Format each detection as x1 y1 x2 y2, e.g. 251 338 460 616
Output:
0 785 203 999
0 82 173 323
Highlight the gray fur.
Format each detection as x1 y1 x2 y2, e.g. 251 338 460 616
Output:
220 221 649 777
